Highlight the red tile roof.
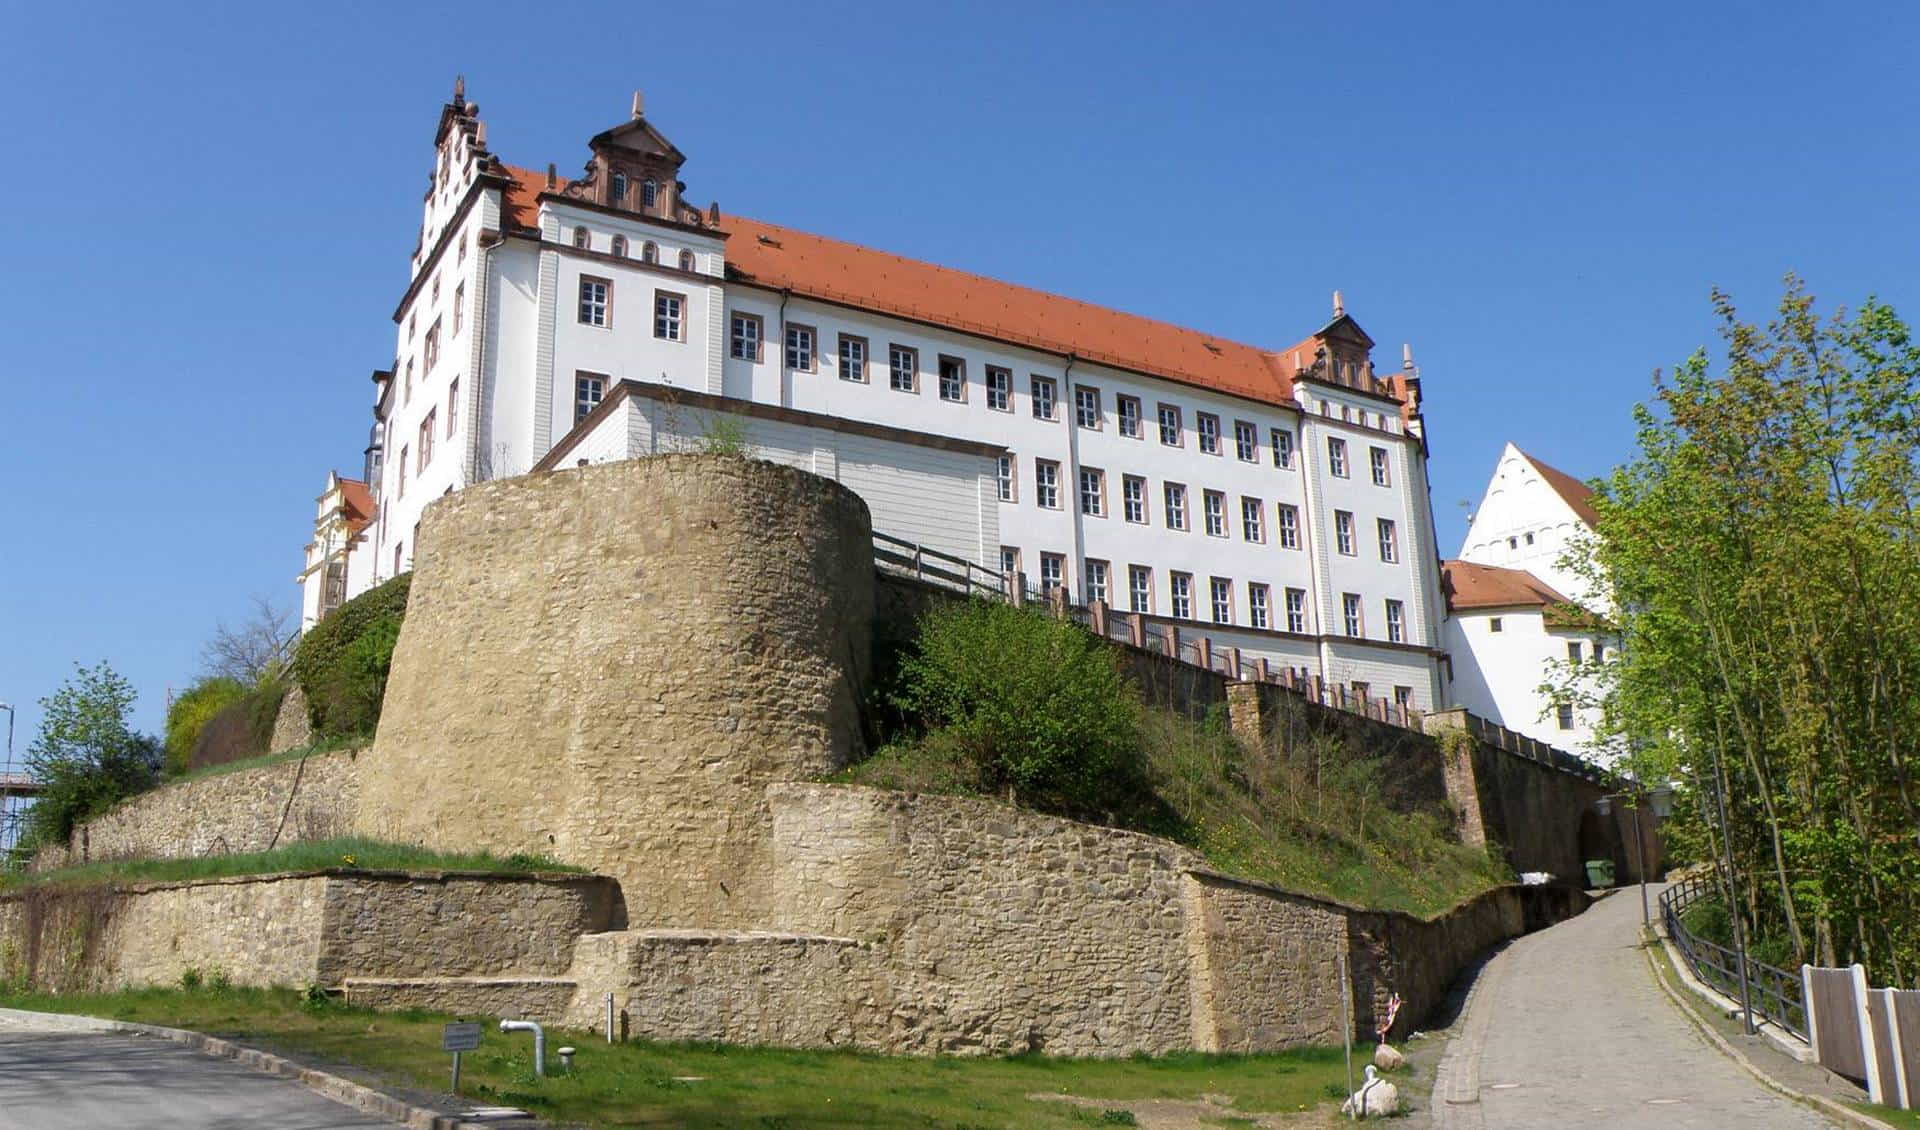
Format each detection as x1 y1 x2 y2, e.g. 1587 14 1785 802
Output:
1441 559 1572 612
337 476 376 535
1520 449 1600 528
499 165 1334 410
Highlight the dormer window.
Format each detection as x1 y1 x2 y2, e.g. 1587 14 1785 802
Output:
611 234 628 258
641 241 658 264
572 227 590 249
642 179 658 208
678 249 695 272
610 172 628 206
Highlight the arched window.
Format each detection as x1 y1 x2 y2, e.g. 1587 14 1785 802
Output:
572 227 589 249
642 179 658 208
678 249 695 272
611 234 628 258
641 241 658 264
610 172 628 205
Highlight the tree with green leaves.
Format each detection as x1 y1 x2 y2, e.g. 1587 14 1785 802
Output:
23 662 160 850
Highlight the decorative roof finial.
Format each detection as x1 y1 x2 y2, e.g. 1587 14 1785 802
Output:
708 201 721 225
631 90 645 120
1332 289 1345 318
545 163 557 190
1402 343 1415 370
454 75 466 104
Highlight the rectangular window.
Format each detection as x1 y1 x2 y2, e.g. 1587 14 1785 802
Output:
1335 510 1356 555
1386 599 1405 643
1122 475 1146 523
1567 641 1584 665
1328 436 1349 477
423 319 440 370
653 291 684 341
1079 467 1105 517
1370 446 1391 486
1040 552 1065 595
1074 385 1101 429
1164 483 1188 530
996 455 1015 502
1035 459 1060 509
1234 420 1257 461
839 335 869 382
986 366 1012 411
1197 412 1221 455
574 373 605 423
1128 565 1152 613
1342 592 1363 637
1490 616 1504 633
730 313 763 361
1352 681 1372 707
1084 559 1109 606
577 276 610 326
403 358 413 405
785 324 815 371
418 411 434 470
1209 577 1232 624
1286 587 1307 633
453 283 464 337
397 446 407 497
446 377 459 438
1157 403 1181 446
1277 503 1300 549
1203 490 1226 537
1394 686 1414 710
1271 427 1294 468
999 546 1021 584
1171 572 1193 619
1593 643 1606 664
1117 395 1142 438
1031 375 1057 419
1241 497 1264 542
1557 702 1575 730
1248 582 1270 630
938 356 966 402
1378 518 1399 563
889 344 917 391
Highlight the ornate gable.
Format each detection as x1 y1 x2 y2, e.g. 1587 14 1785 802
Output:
559 93 709 227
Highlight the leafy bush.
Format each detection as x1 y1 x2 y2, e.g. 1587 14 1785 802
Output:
896 600 1145 815
290 573 410 740
162 676 245 777
21 663 160 851
186 677 287 772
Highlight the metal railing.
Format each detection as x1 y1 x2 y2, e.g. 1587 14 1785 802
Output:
1660 875 1808 1042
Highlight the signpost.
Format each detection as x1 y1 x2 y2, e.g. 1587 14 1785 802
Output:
443 1021 482 1092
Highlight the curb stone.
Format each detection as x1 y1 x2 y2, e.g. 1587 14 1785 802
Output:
0 1006 521 1130
1640 934 1896 1130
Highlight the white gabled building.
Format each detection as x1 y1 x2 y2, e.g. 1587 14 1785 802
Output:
296 472 377 630
1442 444 1619 758
300 82 1454 711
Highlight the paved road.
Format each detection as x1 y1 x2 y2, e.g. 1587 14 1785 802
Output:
0 1020 403 1130
1436 885 1836 1129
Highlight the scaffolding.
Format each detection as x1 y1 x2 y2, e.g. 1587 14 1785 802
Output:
0 772 38 868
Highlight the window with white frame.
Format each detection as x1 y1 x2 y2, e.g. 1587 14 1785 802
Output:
453 283 464 337
1234 420 1257 461
889 345 916 391
1197 412 1221 455
418 411 434 469
1567 641 1583 664
1128 565 1152 613
1035 459 1060 509
999 545 1020 582
641 240 658 264
1370 446 1391 486
678 249 695 272
1203 490 1226 537
1039 552 1065 594
1557 702 1575 730
611 234 627 257
397 447 407 497
653 291 684 341
1031 375 1057 419
996 454 1015 502
1079 467 1105 516
642 178 658 207
1084 559 1109 606
1343 592 1363 637
785 325 815 371
1117 395 1142 438
839 335 868 382
1335 510 1356 555
574 373 604 423
1377 518 1398 562
1328 436 1349 477
403 358 413 405
447 377 459 437
1157 403 1181 445
572 226 589 249
1277 503 1300 549
1241 497 1264 542
1593 642 1606 663
1395 685 1414 710
424 320 440 371
1209 577 1232 624
1286 587 1307 633
577 276 610 326
985 366 1012 411
938 356 965 402
1271 427 1294 468
1386 599 1405 643
1248 582 1270 629
1075 385 1101 428
1171 572 1193 619
1122 475 1146 523
730 314 762 360
1164 482 1187 530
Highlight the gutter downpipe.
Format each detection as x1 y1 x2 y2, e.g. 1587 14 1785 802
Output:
777 288 792 409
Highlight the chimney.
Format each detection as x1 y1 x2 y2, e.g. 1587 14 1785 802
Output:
1402 343 1415 371
631 90 645 120
708 201 721 225
545 163 557 190
1332 290 1345 318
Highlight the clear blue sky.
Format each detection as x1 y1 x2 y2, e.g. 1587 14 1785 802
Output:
2 2 1916 746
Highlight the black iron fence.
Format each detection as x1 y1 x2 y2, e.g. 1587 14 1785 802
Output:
1659 875 1808 1042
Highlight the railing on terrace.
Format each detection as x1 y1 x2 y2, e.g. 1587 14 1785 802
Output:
1660 875 1808 1042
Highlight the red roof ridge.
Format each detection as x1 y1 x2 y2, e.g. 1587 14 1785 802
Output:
1441 558 1574 611
1516 448 1600 528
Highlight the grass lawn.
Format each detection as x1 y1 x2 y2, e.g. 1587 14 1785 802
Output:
0 837 579 892
0 986 1365 1128
1851 1104 1920 1129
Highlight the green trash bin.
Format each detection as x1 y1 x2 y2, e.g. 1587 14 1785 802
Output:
1584 859 1616 888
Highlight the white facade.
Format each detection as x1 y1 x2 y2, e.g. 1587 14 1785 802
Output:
1457 443 1606 613
302 86 1453 711
1442 601 1610 755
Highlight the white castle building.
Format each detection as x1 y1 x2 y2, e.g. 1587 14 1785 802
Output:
1441 444 1618 758
300 82 1452 711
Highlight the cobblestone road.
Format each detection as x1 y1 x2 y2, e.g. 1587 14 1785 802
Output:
1434 885 1836 1129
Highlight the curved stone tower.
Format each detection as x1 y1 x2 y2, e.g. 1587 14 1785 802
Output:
354 454 874 927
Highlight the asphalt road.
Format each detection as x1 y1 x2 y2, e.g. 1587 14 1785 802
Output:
0 1026 404 1130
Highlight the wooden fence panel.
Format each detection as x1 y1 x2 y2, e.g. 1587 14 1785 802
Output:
1807 965 1868 1083
1868 990 1902 1106
1893 991 1920 1111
